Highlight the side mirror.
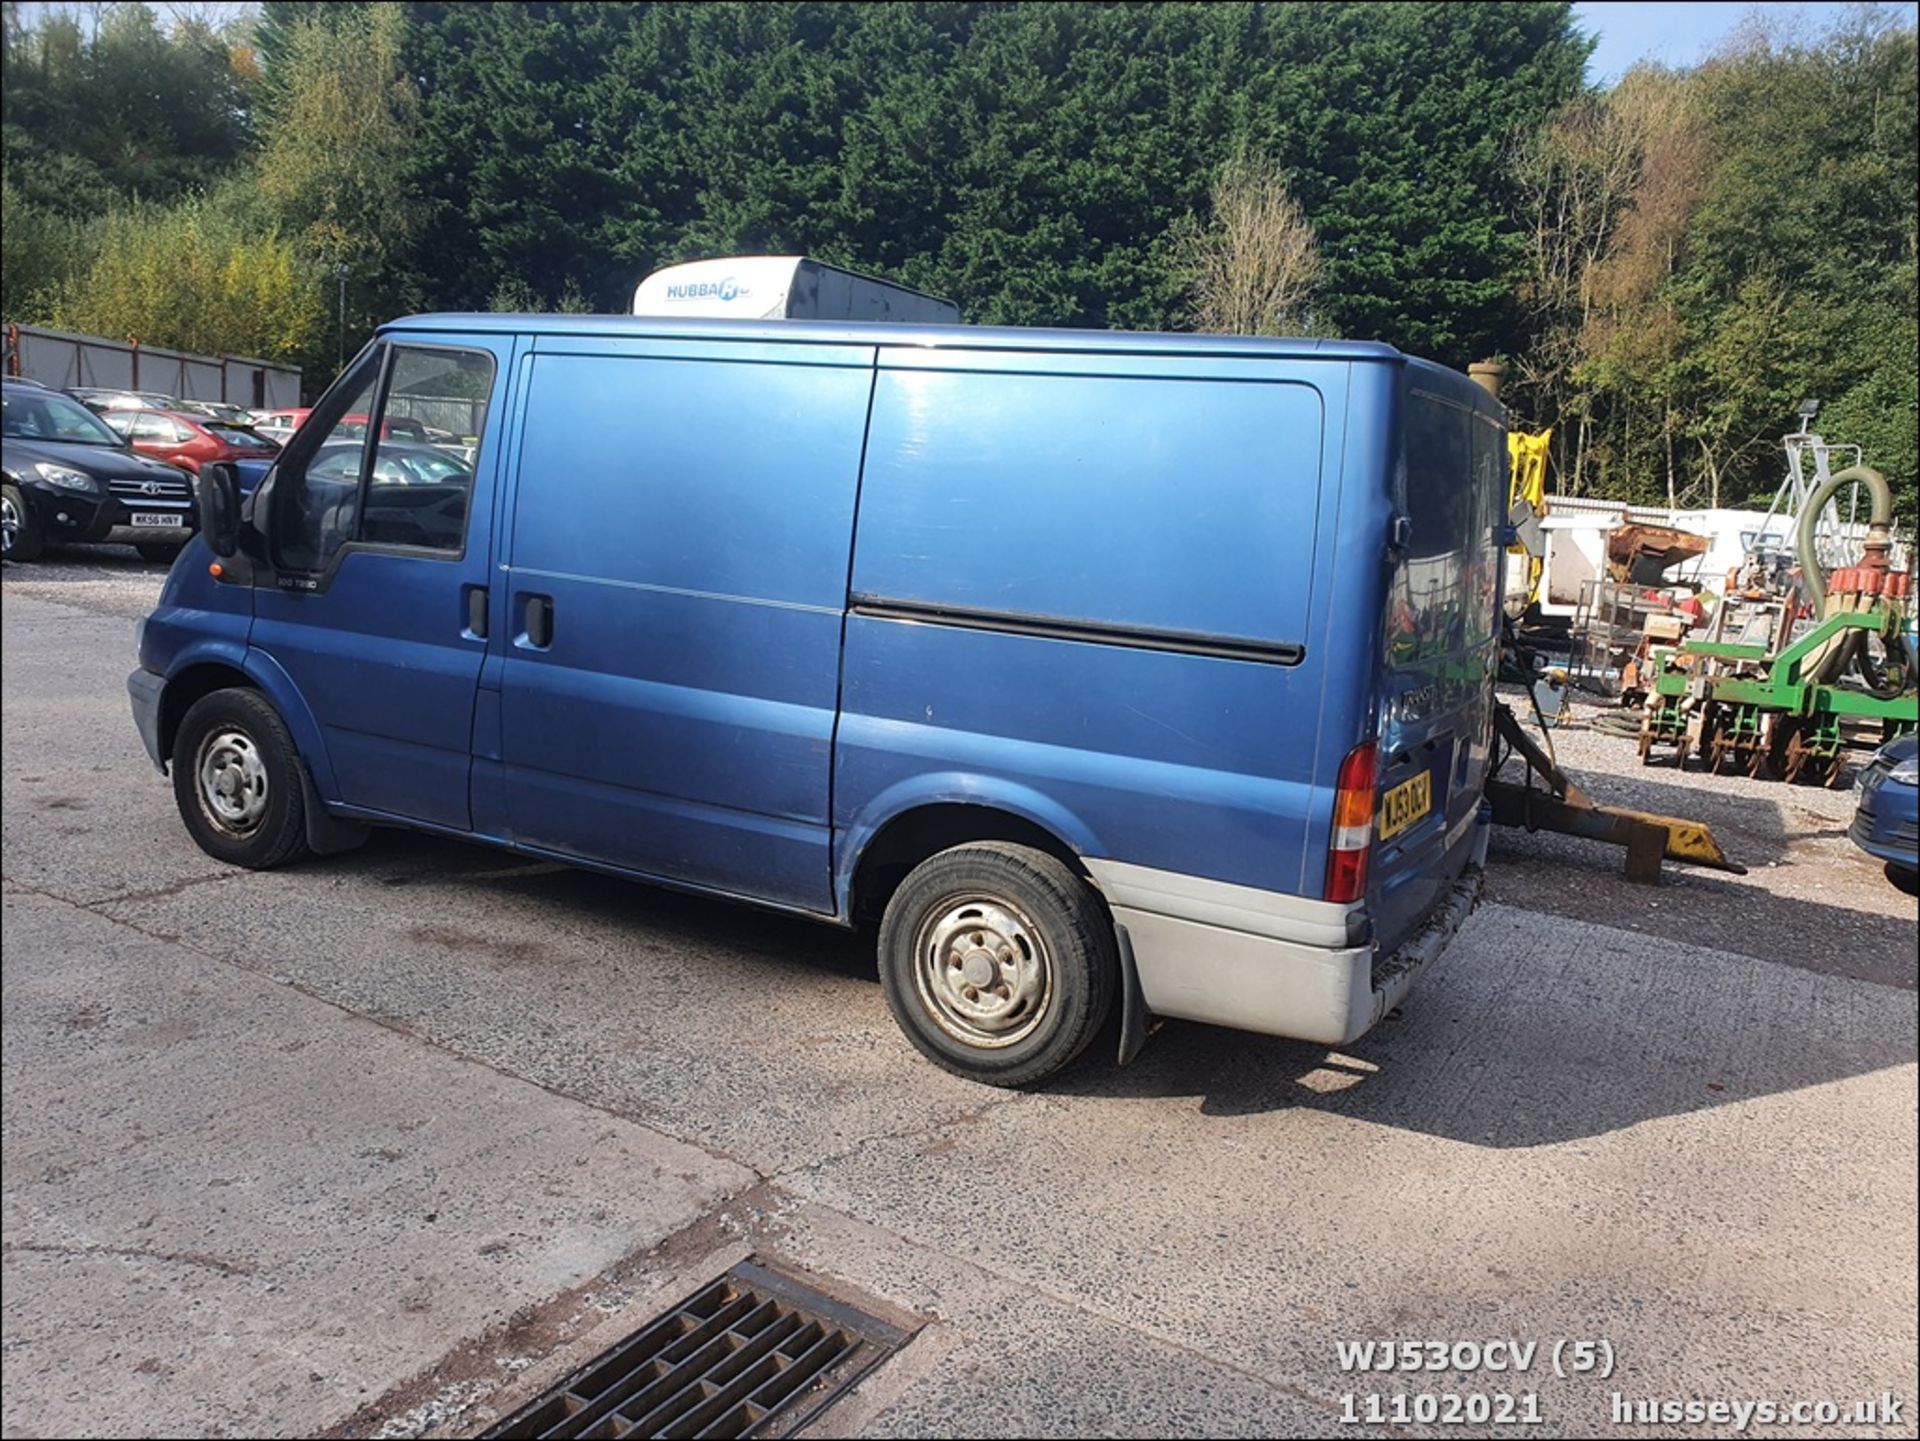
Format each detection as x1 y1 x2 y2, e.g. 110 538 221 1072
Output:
199 462 240 558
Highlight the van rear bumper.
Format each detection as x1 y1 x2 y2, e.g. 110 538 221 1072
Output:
1088 814 1488 1047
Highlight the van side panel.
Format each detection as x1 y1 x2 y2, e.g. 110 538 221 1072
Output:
836 350 1352 898
489 337 873 911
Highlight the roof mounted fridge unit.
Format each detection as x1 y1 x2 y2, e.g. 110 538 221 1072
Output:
632 256 959 324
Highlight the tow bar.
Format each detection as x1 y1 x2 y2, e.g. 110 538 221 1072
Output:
1486 700 1744 884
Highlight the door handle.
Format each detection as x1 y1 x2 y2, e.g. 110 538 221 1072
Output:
464 584 488 639
523 593 554 649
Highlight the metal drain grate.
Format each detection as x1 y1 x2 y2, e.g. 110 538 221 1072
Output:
481 1260 913 1440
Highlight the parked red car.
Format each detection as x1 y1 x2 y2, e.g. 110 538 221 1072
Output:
103 409 281 475
251 407 313 444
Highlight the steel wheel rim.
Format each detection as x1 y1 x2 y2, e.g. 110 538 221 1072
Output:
912 893 1054 1049
1 492 18 554
196 728 269 835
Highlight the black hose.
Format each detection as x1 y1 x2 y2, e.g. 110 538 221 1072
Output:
1851 630 1914 701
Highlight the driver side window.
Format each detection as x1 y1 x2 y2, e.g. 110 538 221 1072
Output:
270 359 379 572
269 344 490 571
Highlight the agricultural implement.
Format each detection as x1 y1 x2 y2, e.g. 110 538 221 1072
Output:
1638 465 1916 783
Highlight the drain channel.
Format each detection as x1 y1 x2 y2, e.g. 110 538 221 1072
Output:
481 1259 913 1439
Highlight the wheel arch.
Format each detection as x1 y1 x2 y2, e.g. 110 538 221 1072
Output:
158 647 337 797
157 660 258 765
840 784 1104 928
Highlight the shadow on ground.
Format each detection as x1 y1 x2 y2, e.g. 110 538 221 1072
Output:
301 826 1916 1151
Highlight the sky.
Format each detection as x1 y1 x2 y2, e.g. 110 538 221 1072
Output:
1573 1 1918 81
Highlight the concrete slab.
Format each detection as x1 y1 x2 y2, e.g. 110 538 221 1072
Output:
775 1203 1349 1439
0 592 231 907
0 888 753 1438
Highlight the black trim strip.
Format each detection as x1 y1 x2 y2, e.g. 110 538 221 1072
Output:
849 595 1304 666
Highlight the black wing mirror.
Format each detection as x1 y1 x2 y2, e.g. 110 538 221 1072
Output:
199 462 240 558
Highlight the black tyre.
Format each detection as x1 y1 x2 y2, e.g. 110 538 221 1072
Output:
136 541 185 565
877 841 1115 1087
171 688 313 869
2 482 46 561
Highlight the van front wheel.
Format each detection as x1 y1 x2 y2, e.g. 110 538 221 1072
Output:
878 842 1115 1087
171 688 313 869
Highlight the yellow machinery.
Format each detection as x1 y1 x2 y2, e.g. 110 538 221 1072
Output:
1505 428 1551 616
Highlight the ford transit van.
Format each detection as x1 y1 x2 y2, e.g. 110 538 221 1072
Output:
129 315 1499 1086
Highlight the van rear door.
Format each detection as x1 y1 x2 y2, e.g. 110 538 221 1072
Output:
1368 376 1504 953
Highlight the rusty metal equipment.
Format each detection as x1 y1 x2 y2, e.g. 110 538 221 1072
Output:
1607 522 1710 585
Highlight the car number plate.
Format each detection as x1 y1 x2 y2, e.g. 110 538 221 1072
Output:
1378 770 1433 841
130 513 186 528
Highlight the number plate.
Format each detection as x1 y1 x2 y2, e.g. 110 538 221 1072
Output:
129 512 186 528
1378 770 1433 841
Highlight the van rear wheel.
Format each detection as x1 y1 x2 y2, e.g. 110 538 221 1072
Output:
171 688 313 869
877 842 1115 1087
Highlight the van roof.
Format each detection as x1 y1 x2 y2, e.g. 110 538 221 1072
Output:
385 312 1398 361
380 313 1497 414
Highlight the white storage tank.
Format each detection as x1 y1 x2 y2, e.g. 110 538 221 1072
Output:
632 256 959 324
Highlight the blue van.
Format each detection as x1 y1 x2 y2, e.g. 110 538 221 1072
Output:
129 315 1500 1085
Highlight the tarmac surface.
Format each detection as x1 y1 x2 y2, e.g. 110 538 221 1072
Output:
3 548 1915 1438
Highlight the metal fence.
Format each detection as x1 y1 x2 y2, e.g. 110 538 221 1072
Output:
387 393 485 438
2 321 300 410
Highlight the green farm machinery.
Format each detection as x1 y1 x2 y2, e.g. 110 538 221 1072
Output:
1638 465 1917 783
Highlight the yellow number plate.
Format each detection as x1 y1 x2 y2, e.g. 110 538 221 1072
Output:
1378 771 1433 841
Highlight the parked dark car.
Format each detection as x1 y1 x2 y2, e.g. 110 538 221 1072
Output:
1851 733 1919 891
99 408 280 475
1 381 198 562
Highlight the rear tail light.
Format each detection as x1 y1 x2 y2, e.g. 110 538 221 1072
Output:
1325 739 1378 903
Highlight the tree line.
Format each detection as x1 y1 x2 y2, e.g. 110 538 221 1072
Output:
2 1 1913 513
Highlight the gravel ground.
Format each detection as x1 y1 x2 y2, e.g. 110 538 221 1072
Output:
1 542 170 621
1486 689 1916 989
